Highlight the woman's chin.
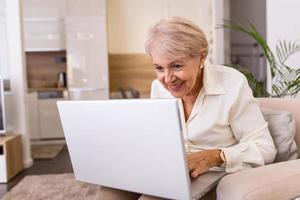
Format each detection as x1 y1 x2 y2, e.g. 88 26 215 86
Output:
171 92 184 98
169 88 186 97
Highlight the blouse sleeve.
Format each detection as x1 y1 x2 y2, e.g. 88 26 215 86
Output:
221 76 277 173
150 80 157 99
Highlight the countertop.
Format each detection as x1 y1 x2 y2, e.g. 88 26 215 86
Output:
27 87 67 92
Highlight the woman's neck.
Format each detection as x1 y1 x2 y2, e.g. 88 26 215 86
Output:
181 69 203 121
182 69 203 105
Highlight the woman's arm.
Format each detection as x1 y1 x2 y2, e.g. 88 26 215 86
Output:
221 76 277 173
187 76 277 177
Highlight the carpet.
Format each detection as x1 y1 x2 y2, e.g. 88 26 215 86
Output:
1 174 100 200
31 144 64 159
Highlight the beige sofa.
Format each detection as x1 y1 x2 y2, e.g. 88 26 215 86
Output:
217 98 300 200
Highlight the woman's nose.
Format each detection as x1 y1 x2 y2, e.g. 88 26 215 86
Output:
164 70 174 84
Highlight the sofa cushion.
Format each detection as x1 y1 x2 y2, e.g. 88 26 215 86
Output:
217 159 300 200
261 107 298 162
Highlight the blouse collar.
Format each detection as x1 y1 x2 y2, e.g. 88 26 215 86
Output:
202 63 226 95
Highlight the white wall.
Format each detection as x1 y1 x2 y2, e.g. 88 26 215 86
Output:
0 0 4 16
267 0 300 69
107 0 167 54
6 0 33 168
107 0 228 64
212 0 230 65
0 0 9 79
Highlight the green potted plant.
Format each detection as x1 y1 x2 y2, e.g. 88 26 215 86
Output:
221 20 300 97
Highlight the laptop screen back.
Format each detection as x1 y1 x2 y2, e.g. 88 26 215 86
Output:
57 99 192 199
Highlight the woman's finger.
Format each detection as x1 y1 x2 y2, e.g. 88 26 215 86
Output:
191 166 209 178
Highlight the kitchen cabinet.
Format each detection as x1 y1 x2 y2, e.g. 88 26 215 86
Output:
24 0 109 140
25 92 40 139
65 0 109 100
22 0 66 51
38 98 64 139
26 91 65 140
23 18 65 52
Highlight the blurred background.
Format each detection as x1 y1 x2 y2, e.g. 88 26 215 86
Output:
0 0 299 175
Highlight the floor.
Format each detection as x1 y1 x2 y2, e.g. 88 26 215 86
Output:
0 145 217 200
0 145 73 199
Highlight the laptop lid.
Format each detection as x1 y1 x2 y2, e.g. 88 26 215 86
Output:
57 99 192 200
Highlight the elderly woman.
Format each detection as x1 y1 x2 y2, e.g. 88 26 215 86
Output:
98 17 277 200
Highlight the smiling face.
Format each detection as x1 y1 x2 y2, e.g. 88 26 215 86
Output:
151 51 204 98
145 18 209 98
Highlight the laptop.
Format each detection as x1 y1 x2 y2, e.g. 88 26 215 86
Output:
57 99 225 200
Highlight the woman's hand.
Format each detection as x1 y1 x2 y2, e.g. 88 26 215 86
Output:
187 149 223 178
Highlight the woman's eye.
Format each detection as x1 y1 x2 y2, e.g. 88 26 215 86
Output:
155 66 164 72
172 64 183 70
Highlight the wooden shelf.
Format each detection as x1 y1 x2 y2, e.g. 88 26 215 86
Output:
0 134 23 183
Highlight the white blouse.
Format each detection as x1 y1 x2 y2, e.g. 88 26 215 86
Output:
150 64 277 173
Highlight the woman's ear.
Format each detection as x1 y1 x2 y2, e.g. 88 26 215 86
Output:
199 56 205 69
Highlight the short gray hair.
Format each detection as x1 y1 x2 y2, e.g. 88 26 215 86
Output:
145 17 209 60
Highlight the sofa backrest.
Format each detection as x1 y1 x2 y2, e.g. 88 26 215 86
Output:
257 98 300 156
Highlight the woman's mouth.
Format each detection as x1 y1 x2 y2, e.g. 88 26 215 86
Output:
168 81 185 93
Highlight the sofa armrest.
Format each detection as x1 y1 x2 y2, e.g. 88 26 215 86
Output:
216 159 300 200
